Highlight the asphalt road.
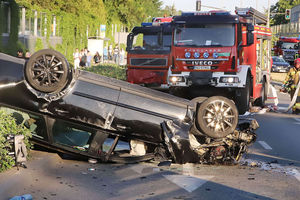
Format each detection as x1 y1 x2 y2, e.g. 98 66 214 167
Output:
1 84 300 200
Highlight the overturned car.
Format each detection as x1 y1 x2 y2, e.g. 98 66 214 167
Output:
0 49 257 164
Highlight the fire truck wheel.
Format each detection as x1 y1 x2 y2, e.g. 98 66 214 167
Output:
196 96 238 138
235 76 251 114
25 49 72 94
256 78 267 107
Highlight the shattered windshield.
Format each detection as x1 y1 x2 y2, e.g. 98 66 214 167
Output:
174 24 235 47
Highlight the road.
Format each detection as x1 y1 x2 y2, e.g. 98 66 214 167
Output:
0 83 300 200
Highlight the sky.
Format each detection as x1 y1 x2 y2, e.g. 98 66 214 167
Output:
161 0 279 14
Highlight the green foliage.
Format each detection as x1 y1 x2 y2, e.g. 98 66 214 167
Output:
35 38 44 51
159 4 181 17
84 64 126 80
270 0 300 25
104 0 163 29
0 110 32 172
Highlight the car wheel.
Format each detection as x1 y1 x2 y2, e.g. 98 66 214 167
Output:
25 49 72 93
196 96 238 138
235 75 251 114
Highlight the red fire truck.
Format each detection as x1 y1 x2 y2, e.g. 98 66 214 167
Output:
126 19 172 89
167 8 272 114
273 36 300 64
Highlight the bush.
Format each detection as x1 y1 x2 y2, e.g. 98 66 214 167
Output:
0 110 32 172
84 64 126 80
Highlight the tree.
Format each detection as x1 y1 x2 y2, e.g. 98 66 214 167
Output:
270 0 300 25
159 4 181 17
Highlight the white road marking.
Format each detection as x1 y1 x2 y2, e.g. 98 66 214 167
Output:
258 141 272 150
292 118 300 125
291 169 300 182
153 168 160 172
130 164 147 174
163 175 214 193
294 118 300 122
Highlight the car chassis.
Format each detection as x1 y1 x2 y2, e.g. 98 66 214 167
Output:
0 49 257 164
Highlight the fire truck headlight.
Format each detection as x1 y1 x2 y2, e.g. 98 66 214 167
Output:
220 77 239 83
170 76 184 83
194 52 200 58
213 52 219 59
203 51 210 58
185 52 191 58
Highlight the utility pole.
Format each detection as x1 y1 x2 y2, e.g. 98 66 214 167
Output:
267 0 270 27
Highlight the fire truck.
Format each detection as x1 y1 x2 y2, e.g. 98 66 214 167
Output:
126 18 172 89
273 36 300 64
167 8 272 114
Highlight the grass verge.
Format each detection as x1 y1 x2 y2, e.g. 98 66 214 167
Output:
83 63 126 81
270 72 286 83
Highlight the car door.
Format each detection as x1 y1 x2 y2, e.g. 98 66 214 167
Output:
113 86 188 144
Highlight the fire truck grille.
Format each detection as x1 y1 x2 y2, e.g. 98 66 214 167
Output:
130 58 167 66
283 50 296 61
283 51 295 56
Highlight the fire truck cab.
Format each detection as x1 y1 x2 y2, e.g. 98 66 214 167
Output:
126 19 172 89
168 8 272 114
273 36 300 64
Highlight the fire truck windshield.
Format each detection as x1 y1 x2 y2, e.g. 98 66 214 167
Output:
130 33 171 51
174 24 235 47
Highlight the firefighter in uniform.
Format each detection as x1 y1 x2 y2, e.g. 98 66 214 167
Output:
281 58 300 114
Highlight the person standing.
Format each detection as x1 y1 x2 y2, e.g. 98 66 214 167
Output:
25 50 31 58
282 58 300 114
113 45 119 63
73 48 80 69
17 49 24 58
94 51 101 64
119 48 125 65
79 49 86 67
103 46 108 62
86 50 92 67
108 44 113 60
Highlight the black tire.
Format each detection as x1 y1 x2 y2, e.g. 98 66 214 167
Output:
196 96 238 138
256 78 267 107
25 49 72 93
235 75 251 114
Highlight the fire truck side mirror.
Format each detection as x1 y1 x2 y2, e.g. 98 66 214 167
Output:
247 32 254 46
247 24 254 32
126 33 134 51
246 24 254 46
